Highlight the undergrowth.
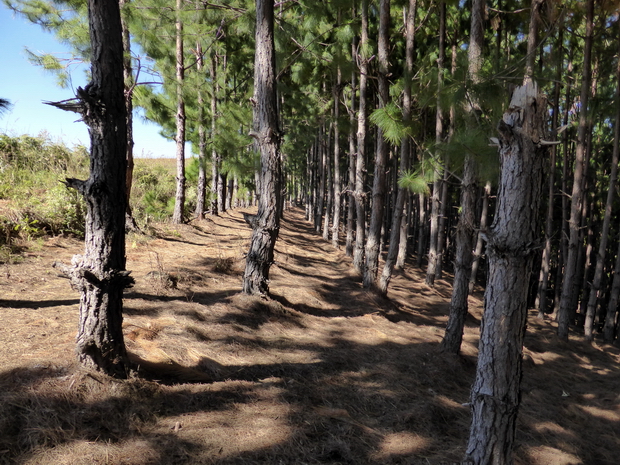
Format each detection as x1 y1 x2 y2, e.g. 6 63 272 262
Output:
0 133 199 258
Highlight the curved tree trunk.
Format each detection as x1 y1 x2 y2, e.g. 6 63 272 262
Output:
52 0 133 377
465 81 547 465
242 0 281 296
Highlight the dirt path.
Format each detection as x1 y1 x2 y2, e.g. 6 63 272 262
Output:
0 207 619 464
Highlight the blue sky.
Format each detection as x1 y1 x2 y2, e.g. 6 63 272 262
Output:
0 5 177 158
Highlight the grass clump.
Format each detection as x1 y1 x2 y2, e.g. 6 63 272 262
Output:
0 133 89 251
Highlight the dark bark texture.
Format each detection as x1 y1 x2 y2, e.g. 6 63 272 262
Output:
53 0 133 377
242 0 281 296
465 82 547 465
363 0 390 288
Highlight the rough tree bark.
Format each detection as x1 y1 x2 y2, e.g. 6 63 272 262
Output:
363 0 390 288
51 0 133 377
242 0 281 296
172 0 186 224
587 20 620 340
425 0 445 287
441 0 484 354
353 0 369 273
194 42 207 220
558 0 594 340
345 54 356 257
119 0 136 229
331 68 342 249
465 81 547 465
469 182 491 293
379 0 416 294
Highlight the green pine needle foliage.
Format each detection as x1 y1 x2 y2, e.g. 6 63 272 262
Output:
369 102 411 145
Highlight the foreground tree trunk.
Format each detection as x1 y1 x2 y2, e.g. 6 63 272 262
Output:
465 81 547 465
52 0 133 377
242 0 281 296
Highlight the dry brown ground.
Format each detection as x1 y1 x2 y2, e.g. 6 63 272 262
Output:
0 207 619 465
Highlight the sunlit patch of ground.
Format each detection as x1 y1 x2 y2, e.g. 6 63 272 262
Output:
1 207 619 464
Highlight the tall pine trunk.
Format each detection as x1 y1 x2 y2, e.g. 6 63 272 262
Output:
119 0 136 228
194 42 207 220
426 0 445 287
465 81 547 465
379 0 416 294
363 0 391 288
441 0 483 354
586 22 620 340
345 53 357 257
558 0 594 340
353 0 369 273
242 0 281 296
332 70 342 249
172 0 186 224
53 0 133 377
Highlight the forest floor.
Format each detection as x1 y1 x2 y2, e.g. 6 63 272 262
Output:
0 206 619 465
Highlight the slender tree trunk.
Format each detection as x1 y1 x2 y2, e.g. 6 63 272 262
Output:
379 0 416 294
469 182 491 293
442 0 484 354
465 81 547 465
435 163 450 278
397 191 413 268
172 0 186 224
585 27 620 340
426 0 445 287
210 52 220 216
332 69 343 248
353 0 369 273
558 0 594 340
52 0 133 377
536 28 562 318
315 126 326 232
119 0 136 229
604 232 620 343
345 55 357 257
242 0 281 296
194 42 207 220
364 0 391 288
416 193 428 268
323 124 333 240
